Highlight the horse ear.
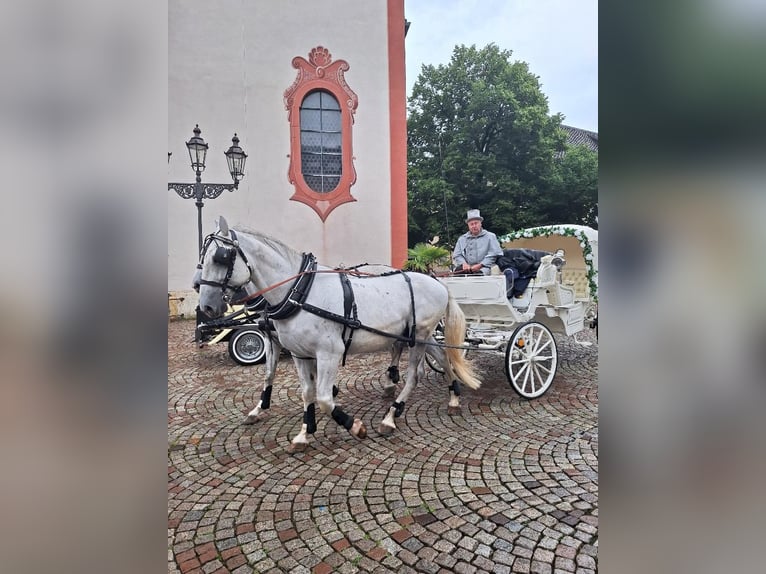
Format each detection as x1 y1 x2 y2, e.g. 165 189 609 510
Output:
217 216 229 237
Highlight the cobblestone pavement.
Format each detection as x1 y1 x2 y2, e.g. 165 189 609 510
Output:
168 319 598 574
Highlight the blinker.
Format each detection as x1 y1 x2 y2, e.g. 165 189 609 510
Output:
213 246 235 265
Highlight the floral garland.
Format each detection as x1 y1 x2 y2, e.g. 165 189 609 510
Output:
497 226 598 301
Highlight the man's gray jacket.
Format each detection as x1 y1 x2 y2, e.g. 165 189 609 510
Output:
452 229 504 275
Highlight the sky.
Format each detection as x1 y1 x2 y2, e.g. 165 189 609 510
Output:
404 0 598 132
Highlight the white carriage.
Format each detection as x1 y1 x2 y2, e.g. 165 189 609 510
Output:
435 225 598 399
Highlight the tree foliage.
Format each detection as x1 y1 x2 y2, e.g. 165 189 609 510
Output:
407 44 598 248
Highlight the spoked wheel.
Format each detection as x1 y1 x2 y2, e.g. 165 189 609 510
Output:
425 351 445 373
423 320 467 373
504 321 558 398
425 346 467 373
228 328 267 365
425 320 446 373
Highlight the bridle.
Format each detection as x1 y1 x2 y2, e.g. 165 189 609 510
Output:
197 230 253 303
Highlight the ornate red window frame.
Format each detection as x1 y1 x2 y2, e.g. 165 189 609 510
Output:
284 46 359 222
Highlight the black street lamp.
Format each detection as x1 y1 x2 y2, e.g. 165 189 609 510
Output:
169 124 248 254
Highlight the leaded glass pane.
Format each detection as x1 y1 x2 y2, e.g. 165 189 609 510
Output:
322 133 341 153
320 92 340 110
303 154 322 174
303 91 321 108
301 131 322 152
321 110 341 132
299 89 344 194
322 154 342 175
300 109 321 131
324 176 340 191
304 175 323 192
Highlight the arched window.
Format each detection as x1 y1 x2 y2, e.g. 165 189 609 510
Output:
284 47 358 221
300 91 342 193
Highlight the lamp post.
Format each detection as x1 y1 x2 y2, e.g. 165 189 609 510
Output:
169 124 248 254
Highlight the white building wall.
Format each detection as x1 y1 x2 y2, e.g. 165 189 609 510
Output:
169 0 393 312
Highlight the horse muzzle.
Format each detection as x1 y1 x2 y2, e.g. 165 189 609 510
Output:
198 292 228 319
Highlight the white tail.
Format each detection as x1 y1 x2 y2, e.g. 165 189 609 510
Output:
443 293 481 389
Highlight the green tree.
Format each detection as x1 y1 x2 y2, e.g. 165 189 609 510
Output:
545 144 599 227
407 43 595 247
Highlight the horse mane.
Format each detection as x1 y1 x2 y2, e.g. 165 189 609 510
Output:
234 226 305 266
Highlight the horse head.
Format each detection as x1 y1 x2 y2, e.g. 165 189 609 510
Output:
196 216 253 318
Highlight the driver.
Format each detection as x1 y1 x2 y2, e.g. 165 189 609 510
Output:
452 209 503 275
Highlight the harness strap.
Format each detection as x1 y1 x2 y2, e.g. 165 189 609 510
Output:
401 273 417 347
233 267 390 307
297 301 414 345
265 253 317 320
339 273 358 367
197 230 254 301
228 230 253 273
289 269 419 347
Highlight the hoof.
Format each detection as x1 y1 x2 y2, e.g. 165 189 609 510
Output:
447 405 462 416
242 412 266 425
377 423 395 436
382 385 396 398
351 419 367 439
287 442 309 454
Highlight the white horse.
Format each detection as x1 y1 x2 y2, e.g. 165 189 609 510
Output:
196 217 481 451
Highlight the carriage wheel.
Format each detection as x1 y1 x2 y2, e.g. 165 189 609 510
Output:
423 320 466 373
504 322 558 399
425 346 467 373
425 352 445 373
228 328 267 365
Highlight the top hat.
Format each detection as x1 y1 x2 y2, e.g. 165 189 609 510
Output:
465 209 483 222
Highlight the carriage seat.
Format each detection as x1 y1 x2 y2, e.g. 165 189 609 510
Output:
545 279 576 306
561 269 590 300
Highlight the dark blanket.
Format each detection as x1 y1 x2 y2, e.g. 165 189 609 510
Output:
496 248 551 277
497 249 552 298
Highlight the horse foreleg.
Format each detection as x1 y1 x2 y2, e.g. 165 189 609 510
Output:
316 355 367 440
378 344 425 435
287 358 317 453
384 342 404 398
243 337 281 424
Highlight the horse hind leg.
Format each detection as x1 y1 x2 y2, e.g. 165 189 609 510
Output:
378 344 425 435
442 357 464 416
243 339 281 424
447 380 462 415
425 337 463 415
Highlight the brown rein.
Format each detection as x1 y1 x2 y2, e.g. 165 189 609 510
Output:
233 268 383 306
